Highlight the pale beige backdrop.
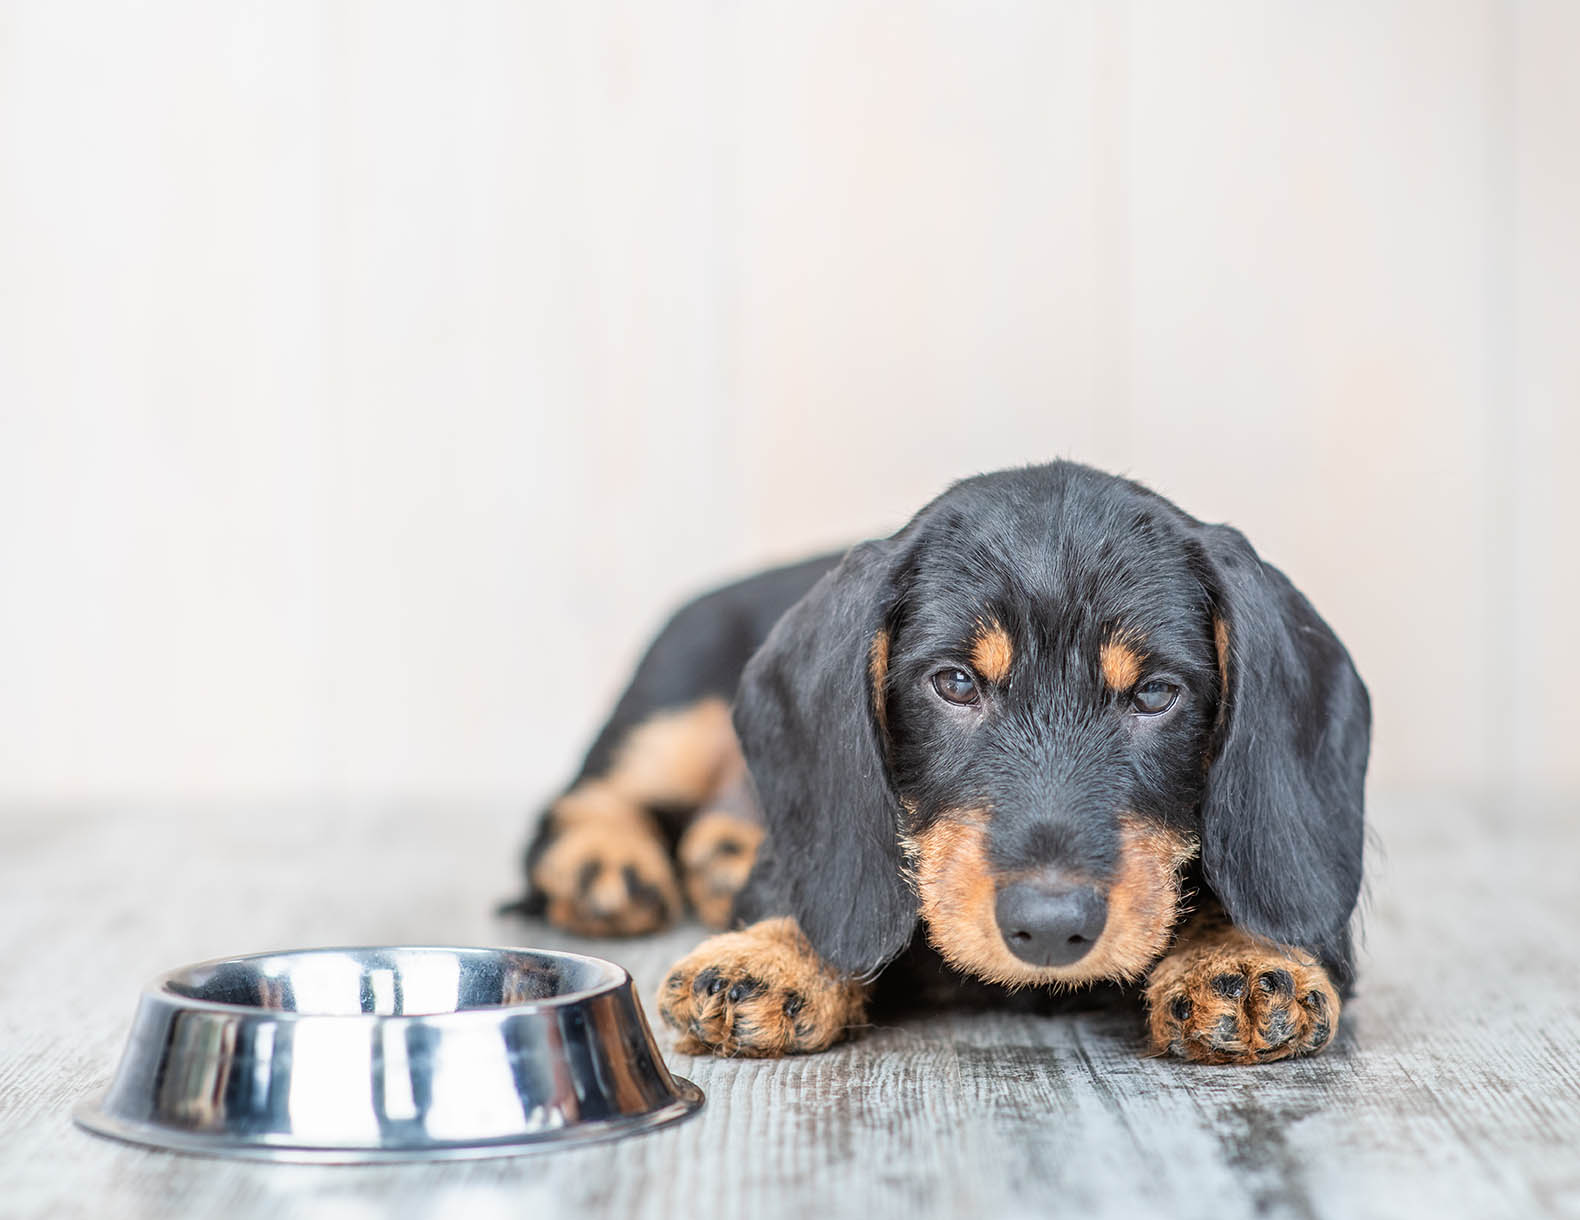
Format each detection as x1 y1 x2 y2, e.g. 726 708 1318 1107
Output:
1 1 1575 807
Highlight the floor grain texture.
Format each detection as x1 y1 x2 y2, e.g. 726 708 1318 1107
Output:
2 796 1576 1220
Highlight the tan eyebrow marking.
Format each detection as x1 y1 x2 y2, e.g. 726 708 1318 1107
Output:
1100 637 1143 689
970 621 1014 684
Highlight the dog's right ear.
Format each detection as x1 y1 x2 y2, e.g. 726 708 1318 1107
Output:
732 540 916 976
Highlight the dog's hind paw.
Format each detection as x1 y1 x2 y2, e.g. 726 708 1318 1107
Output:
529 810 681 938
677 812 762 930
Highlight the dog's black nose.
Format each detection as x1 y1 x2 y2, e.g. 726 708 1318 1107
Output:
995 881 1108 967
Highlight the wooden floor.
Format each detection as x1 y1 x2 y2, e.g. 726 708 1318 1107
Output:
2 795 1576 1219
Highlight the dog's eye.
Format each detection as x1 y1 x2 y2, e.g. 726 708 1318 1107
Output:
1131 680 1180 715
932 668 980 706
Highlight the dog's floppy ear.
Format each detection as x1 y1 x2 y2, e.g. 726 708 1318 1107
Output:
732 540 916 975
1193 523 1371 971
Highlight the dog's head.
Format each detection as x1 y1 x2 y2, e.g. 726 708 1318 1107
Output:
735 462 1369 988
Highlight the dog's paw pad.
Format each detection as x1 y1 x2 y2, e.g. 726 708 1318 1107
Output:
658 919 864 1057
1147 947 1339 1065
677 812 764 929
530 818 680 937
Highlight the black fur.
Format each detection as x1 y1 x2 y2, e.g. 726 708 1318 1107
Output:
514 460 1370 992
509 553 838 915
730 540 918 973
1186 522 1370 983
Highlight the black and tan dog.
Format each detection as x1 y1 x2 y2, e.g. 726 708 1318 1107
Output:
508 461 1370 1065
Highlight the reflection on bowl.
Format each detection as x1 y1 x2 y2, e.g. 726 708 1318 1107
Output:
75 946 703 1162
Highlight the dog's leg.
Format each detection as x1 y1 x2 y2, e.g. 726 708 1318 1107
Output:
659 918 868 1056
1144 907 1341 1064
676 759 763 930
527 698 738 936
511 557 841 937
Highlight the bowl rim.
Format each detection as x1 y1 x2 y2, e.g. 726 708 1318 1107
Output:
146 944 633 1020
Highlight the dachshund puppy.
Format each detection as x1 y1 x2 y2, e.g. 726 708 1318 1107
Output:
509 461 1370 1065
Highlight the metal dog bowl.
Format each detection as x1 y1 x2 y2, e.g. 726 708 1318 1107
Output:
74 946 703 1162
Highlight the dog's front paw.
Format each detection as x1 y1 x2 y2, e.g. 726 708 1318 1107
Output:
658 918 866 1057
530 814 681 937
677 812 763 930
1146 939 1339 1065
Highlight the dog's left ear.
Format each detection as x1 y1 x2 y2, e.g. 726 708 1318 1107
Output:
1192 523 1371 971
731 539 917 976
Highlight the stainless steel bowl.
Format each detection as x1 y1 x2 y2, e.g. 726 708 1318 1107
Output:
74 946 703 1162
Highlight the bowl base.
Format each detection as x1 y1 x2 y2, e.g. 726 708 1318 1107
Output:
74 1078 704 1164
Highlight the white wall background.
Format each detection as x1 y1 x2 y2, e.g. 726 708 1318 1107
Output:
1 1 1575 807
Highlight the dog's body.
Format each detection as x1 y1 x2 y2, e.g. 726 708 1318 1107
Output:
511 462 1370 1064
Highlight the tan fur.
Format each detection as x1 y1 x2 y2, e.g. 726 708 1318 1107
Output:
1145 909 1341 1064
659 918 867 1057
1212 615 1230 699
1203 615 1232 767
678 810 764 930
1099 638 1143 690
532 801 681 936
534 698 744 936
602 697 739 807
552 779 643 826
870 629 890 735
903 811 1197 988
971 622 1015 685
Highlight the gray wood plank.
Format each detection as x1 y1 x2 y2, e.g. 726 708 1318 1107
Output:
2 796 1576 1219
